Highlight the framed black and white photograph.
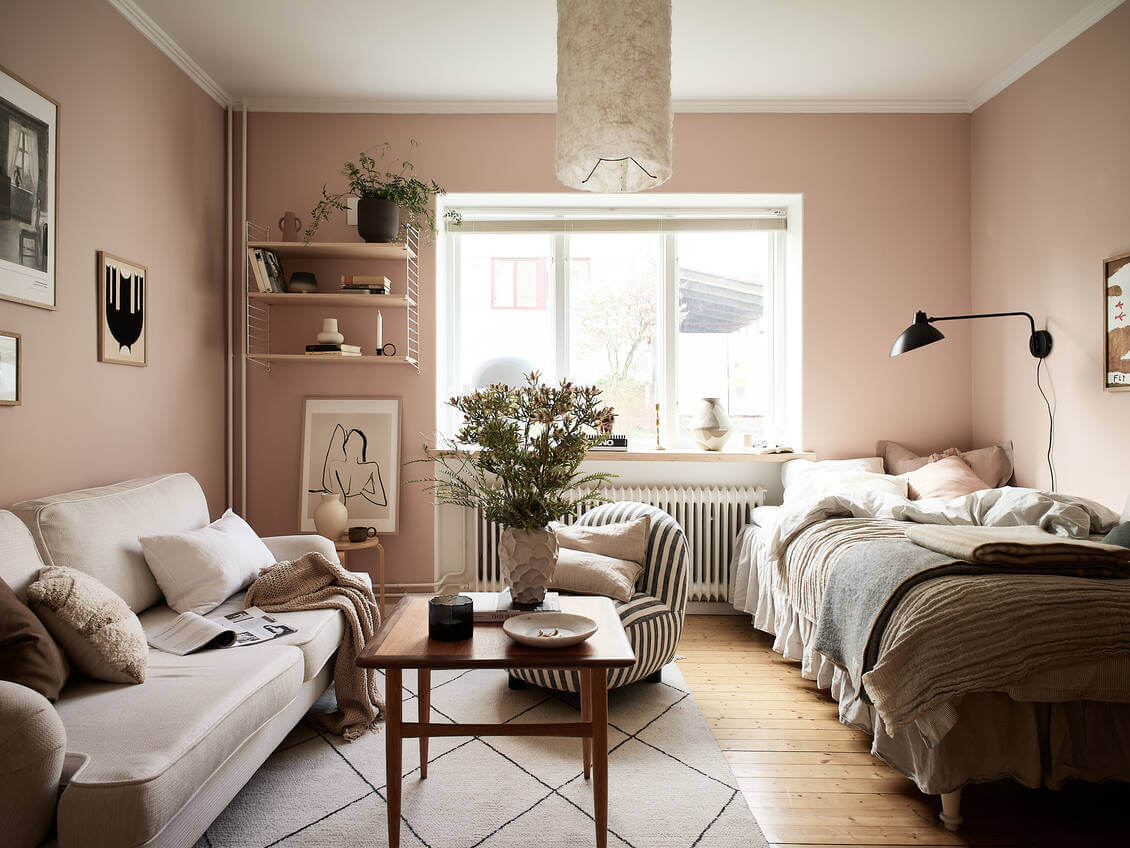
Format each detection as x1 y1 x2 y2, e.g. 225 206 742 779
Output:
300 397 402 534
0 65 57 310
98 251 148 367
0 330 20 405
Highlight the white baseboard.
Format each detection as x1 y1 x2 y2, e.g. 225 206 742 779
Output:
686 601 744 616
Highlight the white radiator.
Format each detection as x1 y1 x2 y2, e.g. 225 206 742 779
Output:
474 485 766 601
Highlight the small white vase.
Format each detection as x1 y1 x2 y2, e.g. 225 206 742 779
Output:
313 492 348 540
316 318 345 345
498 527 558 605
689 397 734 451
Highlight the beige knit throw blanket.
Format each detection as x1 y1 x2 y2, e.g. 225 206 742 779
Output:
244 552 383 740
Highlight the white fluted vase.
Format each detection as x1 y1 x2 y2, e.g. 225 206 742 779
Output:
498 527 558 605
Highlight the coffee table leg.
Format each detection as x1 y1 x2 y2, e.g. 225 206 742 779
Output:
418 669 430 779
589 667 609 848
579 670 592 779
386 668 403 848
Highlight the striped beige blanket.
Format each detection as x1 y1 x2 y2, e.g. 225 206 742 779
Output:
780 518 1130 739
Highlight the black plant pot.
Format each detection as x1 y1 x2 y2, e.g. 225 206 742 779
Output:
356 198 400 243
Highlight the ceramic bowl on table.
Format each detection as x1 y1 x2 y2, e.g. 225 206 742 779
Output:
502 613 598 648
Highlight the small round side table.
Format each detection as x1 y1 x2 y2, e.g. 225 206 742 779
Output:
334 536 386 618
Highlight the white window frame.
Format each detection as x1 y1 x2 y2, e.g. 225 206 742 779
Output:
436 193 803 449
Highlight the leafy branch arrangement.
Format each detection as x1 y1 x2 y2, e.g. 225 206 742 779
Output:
304 140 461 242
413 373 617 530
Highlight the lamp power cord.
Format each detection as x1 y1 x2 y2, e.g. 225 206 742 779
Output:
1036 358 1056 492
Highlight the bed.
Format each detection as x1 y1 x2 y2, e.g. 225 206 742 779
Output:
728 457 1130 830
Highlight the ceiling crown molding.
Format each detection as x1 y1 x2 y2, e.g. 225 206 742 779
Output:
239 96 970 115
969 0 1125 110
106 0 233 107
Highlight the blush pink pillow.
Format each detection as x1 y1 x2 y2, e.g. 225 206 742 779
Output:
904 455 991 501
878 440 1013 488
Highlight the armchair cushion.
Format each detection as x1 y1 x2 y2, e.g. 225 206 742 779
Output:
550 514 650 564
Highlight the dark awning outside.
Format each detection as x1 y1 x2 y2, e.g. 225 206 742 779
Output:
679 269 764 334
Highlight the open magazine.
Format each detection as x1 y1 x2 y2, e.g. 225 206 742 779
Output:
147 606 297 656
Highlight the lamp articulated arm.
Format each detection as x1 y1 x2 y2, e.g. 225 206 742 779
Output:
898 310 1053 358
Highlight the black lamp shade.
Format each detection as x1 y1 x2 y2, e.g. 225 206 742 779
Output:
890 311 945 357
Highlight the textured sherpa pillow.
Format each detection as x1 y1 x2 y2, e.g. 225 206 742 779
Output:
26 566 147 684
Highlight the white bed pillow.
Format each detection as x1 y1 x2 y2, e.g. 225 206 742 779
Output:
139 509 276 614
783 463 907 504
781 457 884 490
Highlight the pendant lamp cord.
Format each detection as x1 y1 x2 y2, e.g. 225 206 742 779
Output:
1036 357 1056 492
580 156 658 185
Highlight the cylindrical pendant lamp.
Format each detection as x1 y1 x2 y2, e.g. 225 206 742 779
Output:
555 0 673 193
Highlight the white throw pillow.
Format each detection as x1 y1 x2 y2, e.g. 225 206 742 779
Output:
781 457 884 490
139 509 276 614
784 467 908 504
550 547 643 603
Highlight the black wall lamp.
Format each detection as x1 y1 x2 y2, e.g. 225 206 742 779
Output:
889 308 1057 491
890 310 1053 359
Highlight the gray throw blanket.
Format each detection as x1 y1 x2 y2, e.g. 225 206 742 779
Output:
245 552 383 740
812 539 960 700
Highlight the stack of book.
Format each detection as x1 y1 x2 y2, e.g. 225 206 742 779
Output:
340 274 391 295
589 433 629 452
305 343 362 358
465 589 561 623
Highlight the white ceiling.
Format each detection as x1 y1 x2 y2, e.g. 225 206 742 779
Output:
121 0 1122 111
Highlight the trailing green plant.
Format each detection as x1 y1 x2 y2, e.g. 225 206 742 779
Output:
304 140 460 242
412 373 617 530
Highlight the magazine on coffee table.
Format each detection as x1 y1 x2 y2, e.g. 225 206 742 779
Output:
147 606 297 655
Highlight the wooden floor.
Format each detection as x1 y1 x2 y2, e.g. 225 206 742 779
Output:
678 615 1130 848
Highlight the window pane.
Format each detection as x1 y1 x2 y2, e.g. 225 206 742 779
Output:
459 235 554 390
515 260 539 307
568 233 662 441
676 232 771 444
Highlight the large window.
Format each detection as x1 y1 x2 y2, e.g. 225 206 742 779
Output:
439 198 795 448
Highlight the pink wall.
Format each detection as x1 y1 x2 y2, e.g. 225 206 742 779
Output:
0 0 227 514
245 112 972 583
971 3 1130 509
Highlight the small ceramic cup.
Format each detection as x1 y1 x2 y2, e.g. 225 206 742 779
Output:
348 526 377 543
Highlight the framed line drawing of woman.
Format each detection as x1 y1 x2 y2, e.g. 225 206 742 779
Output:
299 397 402 534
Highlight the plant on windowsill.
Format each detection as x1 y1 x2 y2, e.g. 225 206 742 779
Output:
304 140 461 244
413 372 616 605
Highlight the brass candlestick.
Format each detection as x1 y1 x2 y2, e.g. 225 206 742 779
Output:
654 402 665 450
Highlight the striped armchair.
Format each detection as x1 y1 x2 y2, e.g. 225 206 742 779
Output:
510 502 690 692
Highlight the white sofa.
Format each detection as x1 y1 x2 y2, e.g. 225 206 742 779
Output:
0 473 351 848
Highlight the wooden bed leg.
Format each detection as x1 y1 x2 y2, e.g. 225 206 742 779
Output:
939 789 963 831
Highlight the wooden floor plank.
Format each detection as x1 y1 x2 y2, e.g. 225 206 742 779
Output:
678 615 1130 848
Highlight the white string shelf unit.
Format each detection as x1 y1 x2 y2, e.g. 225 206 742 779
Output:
243 223 420 372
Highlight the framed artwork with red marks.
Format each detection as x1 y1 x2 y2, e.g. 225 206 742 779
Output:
1106 252 1130 391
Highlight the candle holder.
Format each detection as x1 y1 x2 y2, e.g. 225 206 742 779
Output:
428 594 473 641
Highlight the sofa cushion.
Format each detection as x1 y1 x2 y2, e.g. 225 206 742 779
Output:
11 474 210 613
139 591 344 683
0 579 69 701
54 643 303 847
0 510 45 600
28 566 148 685
140 509 276 615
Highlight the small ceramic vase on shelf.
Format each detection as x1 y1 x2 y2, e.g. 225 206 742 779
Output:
313 492 348 540
689 397 734 451
316 318 344 345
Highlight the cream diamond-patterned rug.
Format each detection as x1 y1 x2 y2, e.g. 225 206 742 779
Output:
196 664 768 848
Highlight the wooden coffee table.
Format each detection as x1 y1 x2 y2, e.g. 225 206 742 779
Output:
357 594 635 848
